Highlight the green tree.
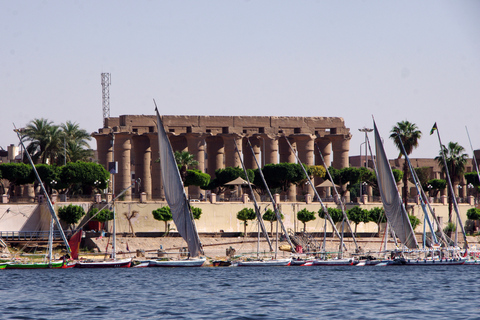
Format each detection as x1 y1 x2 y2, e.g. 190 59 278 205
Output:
426 179 446 197
58 204 86 231
408 214 421 231
152 207 173 236
59 162 109 196
236 208 256 236
297 208 316 232
435 142 468 223
390 120 422 205
347 206 369 234
89 207 114 222
60 121 93 164
309 165 326 179
466 208 480 234
368 207 386 235
319 207 344 224
255 163 306 193
191 206 202 220
174 151 199 184
262 208 284 236
411 167 431 190
465 172 480 186
0 163 34 198
35 164 60 195
185 170 210 188
391 169 404 184
466 208 480 221
21 118 59 164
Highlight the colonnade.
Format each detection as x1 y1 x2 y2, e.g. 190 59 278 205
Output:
94 132 350 202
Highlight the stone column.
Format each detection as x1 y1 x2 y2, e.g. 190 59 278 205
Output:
278 136 297 201
331 135 350 169
186 133 207 199
94 134 113 169
133 135 152 200
206 136 225 179
331 135 351 202
295 134 315 196
222 134 243 168
265 135 279 165
316 138 332 198
243 137 261 169
114 133 132 201
148 133 163 200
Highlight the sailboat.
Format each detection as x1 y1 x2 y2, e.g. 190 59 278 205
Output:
6 128 72 269
372 120 465 266
73 203 133 268
281 136 356 266
74 134 133 268
236 138 291 267
140 104 205 267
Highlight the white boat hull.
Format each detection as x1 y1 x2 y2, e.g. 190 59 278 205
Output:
145 257 206 267
237 258 292 267
75 258 132 268
312 258 355 266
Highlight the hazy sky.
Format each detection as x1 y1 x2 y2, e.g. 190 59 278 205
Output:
1 1 479 160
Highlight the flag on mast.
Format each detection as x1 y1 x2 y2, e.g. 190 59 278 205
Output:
430 122 437 135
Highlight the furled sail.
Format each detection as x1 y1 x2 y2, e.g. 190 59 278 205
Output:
155 107 203 257
374 121 418 249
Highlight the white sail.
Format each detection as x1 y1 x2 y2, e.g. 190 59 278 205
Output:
374 121 418 249
155 107 203 257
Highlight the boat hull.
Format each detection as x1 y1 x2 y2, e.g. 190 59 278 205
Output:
211 260 232 267
145 257 206 267
5 260 66 269
389 258 466 266
75 258 132 268
312 258 355 266
290 259 314 266
237 258 291 267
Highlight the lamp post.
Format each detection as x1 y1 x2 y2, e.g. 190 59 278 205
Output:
94 180 100 192
427 184 433 198
50 180 57 194
457 184 462 202
468 183 474 196
359 142 366 199
358 127 373 169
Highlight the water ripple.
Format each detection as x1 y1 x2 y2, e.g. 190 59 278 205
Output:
1 266 479 319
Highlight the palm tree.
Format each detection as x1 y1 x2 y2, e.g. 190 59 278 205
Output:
389 121 422 204
435 142 468 223
174 151 198 183
60 121 92 164
22 118 63 164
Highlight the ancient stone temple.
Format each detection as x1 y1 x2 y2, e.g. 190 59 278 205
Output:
93 115 351 201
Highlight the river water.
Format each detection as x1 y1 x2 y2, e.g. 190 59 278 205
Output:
1 266 479 320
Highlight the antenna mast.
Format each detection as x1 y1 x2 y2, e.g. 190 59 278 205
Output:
101 73 111 128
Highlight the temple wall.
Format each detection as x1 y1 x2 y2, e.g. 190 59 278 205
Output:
94 114 352 202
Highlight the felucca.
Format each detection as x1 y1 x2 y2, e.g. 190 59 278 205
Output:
139 103 205 267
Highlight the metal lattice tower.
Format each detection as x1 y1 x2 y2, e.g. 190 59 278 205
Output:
101 73 111 128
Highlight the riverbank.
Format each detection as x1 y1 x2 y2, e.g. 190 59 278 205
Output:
85 234 480 262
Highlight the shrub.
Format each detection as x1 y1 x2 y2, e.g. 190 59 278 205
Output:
58 204 86 230
89 207 114 222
